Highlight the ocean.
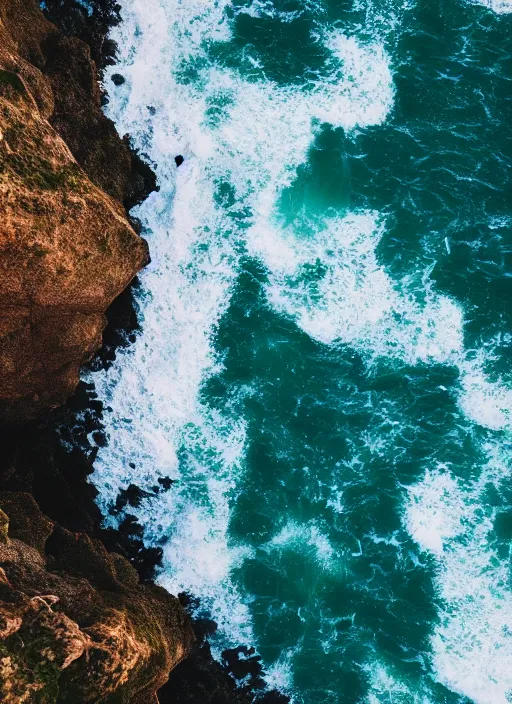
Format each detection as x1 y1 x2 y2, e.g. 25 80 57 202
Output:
85 1 512 701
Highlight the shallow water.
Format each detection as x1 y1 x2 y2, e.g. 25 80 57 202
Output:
86 1 512 701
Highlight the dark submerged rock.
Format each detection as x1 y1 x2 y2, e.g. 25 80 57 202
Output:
158 476 175 491
113 483 154 512
88 277 143 372
111 71 125 85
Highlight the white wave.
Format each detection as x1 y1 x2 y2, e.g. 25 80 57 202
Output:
265 646 300 699
459 362 512 430
405 451 512 704
249 211 465 366
367 663 434 704
406 468 463 557
472 0 512 13
264 520 337 569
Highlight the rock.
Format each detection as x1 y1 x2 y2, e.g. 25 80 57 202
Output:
0 492 194 703
111 72 125 86
158 476 175 491
0 509 7 544
0 0 152 422
0 492 53 554
42 30 158 210
41 0 122 69
112 483 154 513
175 154 184 167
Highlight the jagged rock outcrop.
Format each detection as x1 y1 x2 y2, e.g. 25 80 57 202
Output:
0 0 156 211
0 492 194 703
0 0 153 423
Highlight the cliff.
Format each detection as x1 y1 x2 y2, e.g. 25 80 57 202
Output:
0 0 153 423
0 491 193 703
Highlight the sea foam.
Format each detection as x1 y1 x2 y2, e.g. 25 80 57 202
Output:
474 0 512 13
406 446 512 704
249 212 465 366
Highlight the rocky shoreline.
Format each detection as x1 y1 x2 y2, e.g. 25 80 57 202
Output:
0 0 289 701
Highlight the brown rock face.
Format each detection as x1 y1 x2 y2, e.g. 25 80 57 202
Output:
0 492 194 703
0 0 151 422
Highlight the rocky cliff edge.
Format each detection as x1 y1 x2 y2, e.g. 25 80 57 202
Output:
0 0 152 423
0 492 193 703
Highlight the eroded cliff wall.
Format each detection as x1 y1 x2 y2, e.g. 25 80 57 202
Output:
0 0 152 422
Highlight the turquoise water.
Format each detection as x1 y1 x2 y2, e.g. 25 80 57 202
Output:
87 1 512 702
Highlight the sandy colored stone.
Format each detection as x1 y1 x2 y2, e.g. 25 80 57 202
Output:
0 493 194 703
0 2 149 421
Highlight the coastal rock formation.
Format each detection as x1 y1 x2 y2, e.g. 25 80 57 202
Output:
0 0 152 423
0 492 193 703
